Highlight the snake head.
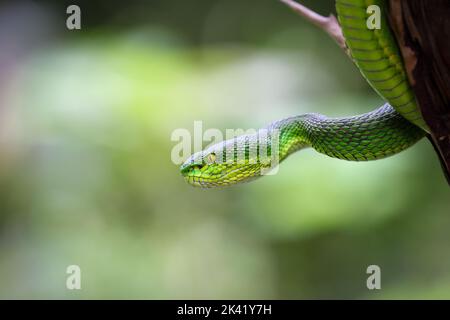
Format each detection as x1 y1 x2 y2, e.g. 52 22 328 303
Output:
180 137 268 188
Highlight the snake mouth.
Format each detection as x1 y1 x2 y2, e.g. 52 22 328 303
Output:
180 164 217 188
181 167 236 188
184 174 220 188
182 164 262 188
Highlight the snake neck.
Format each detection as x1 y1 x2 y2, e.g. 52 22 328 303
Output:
269 103 425 162
267 115 309 162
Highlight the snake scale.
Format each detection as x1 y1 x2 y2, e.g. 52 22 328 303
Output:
180 0 428 188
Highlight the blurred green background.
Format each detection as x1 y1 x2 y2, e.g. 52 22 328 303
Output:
0 0 448 299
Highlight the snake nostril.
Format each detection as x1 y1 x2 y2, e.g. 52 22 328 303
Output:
180 165 191 176
180 164 204 177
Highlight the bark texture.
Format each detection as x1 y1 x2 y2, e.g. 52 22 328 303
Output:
388 0 450 183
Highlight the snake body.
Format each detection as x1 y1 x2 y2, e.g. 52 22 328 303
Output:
180 0 427 188
336 0 427 131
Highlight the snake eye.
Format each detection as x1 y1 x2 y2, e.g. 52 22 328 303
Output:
206 152 216 164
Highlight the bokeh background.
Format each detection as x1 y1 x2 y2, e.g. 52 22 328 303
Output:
0 0 449 299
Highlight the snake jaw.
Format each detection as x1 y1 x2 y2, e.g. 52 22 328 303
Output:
180 149 266 188
180 152 220 188
181 162 266 188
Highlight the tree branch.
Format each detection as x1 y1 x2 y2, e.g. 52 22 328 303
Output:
279 0 349 56
388 0 450 184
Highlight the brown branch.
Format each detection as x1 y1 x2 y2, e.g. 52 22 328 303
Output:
279 0 349 56
388 0 450 184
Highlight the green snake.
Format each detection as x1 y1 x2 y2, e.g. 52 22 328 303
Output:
180 0 428 188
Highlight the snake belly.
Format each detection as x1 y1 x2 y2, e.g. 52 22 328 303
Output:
180 0 426 187
336 0 428 131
